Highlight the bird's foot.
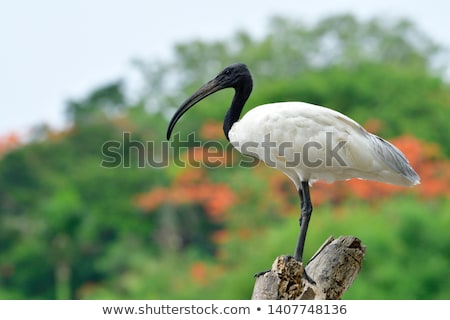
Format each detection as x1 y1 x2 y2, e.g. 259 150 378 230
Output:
254 269 271 278
303 269 316 285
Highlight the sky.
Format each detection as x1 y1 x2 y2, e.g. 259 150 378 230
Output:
1 0 449 137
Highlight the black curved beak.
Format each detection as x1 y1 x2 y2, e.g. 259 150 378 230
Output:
166 78 225 140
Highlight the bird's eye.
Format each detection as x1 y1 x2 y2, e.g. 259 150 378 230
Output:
224 69 231 75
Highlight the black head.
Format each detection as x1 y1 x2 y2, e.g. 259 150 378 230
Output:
166 63 252 139
213 63 252 88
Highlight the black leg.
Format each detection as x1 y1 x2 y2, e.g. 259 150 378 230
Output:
294 181 313 263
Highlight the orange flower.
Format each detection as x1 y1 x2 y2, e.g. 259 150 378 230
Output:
200 121 224 140
0 132 21 157
135 187 168 212
181 146 232 167
135 168 236 218
190 261 207 285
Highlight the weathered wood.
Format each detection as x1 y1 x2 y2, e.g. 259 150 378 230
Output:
251 236 366 300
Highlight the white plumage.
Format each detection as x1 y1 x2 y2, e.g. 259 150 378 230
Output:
229 102 420 189
167 63 420 265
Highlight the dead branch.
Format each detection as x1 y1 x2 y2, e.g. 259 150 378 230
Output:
251 236 366 300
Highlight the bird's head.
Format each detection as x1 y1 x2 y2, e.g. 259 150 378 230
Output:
166 63 252 139
213 63 252 88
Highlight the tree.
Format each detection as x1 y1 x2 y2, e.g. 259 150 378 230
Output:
65 81 126 125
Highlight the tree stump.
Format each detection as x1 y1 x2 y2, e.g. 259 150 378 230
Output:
251 236 366 300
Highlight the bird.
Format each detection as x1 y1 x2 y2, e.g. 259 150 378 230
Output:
166 63 420 265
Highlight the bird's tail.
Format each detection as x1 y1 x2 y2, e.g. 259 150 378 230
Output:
368 134 420 187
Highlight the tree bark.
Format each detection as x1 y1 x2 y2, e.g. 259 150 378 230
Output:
251 236 366 300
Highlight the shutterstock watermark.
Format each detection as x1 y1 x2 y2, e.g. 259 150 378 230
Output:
100 132 348 169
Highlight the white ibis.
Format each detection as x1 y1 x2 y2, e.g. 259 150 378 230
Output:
167 63 420 264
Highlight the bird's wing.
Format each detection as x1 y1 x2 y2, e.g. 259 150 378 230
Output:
231 101 420 186
366 133 420 185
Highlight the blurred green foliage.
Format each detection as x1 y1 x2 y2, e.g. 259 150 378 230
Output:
0 14 449 299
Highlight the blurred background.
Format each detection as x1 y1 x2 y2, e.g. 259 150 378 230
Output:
1 0 449 299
